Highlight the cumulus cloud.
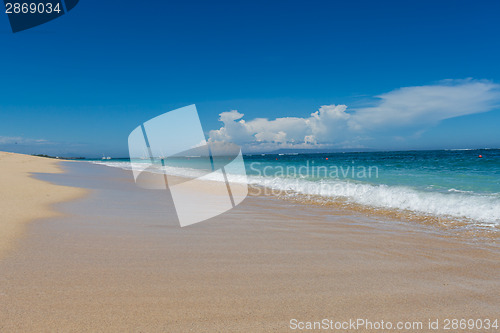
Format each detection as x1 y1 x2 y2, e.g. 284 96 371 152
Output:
208 79 500 152
209 104 352 150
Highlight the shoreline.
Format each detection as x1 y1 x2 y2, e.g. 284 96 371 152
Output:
257 186 500 248
0 152 87 259
91 159 500 246
0 158 499 331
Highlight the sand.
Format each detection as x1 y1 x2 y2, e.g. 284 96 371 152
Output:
0 158 499 332
0 152 86 258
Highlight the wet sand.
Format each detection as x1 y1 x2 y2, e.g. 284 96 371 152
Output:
0 161 499 332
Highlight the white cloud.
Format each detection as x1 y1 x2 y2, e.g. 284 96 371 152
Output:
0 136 51 145
208 79 500 152
0 136 96 157
209 105 352 151
349 78 500 131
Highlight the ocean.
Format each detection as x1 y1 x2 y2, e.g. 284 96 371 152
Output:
90 149 500 228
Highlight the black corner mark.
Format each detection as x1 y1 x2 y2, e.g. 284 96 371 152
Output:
64 0 77 12
4 0 79 33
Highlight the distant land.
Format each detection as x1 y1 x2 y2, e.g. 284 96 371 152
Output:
251 147 499 155
32 154 86 160
258 148 378 155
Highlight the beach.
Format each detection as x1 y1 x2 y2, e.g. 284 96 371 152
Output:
0 152 86 258
0 153 499 332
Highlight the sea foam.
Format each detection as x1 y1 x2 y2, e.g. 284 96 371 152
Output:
91 160 500 226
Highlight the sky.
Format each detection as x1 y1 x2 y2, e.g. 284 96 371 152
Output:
1 0 500 156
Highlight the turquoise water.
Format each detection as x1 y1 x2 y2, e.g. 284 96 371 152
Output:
244 149 500 195
90 149 500 226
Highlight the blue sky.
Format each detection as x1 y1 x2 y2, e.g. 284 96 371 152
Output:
1 0 500 156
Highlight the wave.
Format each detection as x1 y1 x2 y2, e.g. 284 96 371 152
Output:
90 160 209 179
90 161 500 226
245 176 500 226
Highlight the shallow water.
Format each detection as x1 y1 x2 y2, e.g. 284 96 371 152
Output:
90 149 500 228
